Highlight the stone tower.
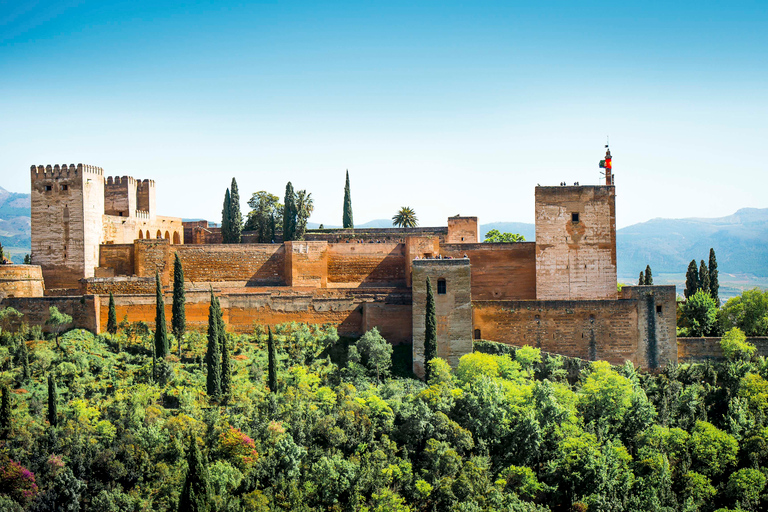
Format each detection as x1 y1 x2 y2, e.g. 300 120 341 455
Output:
534 185 617 300
30 164 105 290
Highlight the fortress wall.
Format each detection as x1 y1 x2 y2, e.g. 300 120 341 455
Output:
173 244 286 285
84 277 155 295
100 244 135 276
1 295 100 333
306 227 448 244
446 216 478 243
327 243 406 287
441 242 536 300
0 265 45 298
472 299 645 366
362 303 412 344
678 337 768 363
285 241 328 288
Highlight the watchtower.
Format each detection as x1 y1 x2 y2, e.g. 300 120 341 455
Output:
534 185 617 300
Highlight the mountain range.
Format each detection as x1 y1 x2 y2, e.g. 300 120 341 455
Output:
2 186 766 295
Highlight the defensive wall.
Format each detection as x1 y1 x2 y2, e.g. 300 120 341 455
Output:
678 337 768 363
0 265 45 299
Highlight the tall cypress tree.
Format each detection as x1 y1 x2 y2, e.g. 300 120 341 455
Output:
221 333 232 397
0 385 11 437
269 213 276 243
424 277 437 382
343 170 354 229
283 182 296 241
267 326 278 393
709 248 720 305
178 436 212 512
638 272 645 286
155 272 169 359
221 188 231 243
107 292 117 335
47 375 57 427
228 178 243 244
205 290 221 398
19 339 29 384
644 265 653 286
172 254 186 342
685 259 699 299
699 260 710 295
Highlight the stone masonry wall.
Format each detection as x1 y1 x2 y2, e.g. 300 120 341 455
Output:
678 337 768 363
0 265 45 298
285 241 328 288
446 216 478 243
1 295 100 333
327 243 406 287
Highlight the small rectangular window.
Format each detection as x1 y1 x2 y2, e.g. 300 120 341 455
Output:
571 212 579 222
474 329 481 340
45 185 52 191
437 278 446 295
656 305 662 314
62 184 68 191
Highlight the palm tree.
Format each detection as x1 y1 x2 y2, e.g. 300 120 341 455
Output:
295 190 314 240
392 207 418 228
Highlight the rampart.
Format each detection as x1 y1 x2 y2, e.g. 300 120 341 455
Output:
0 295 100 333
678 337 768 363
0 265 45 298
305 227 448 243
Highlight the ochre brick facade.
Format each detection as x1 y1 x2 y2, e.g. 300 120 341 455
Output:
0 265 45 298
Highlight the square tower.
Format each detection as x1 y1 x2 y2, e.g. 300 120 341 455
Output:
30 164 105 290
535 185 617 300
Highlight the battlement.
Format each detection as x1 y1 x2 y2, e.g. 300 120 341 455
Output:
134 210 151 219
30 163 103 181
105 175 138 187
137 179 155 189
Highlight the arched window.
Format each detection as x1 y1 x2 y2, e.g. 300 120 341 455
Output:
173 232 181 244
138 230 144 239
165 231 171 241
437 278 446 295
156 230 162 239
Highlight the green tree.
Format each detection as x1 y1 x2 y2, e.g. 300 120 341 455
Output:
355 328 393 383
228 177 243 244
221 333 232 397
709 248 720 305
221 188 231 243
154 272 168 359
172 253 186 342
689 420 738 477
179 436 212 512
19 338 29 383
268 326 278 393
720 327 756 361
483 229 525 243
727 468 767 511
699 259 710 294
0 385 11 438
424 277 437 382
47 374 58 427
23 254 30 264
645 265 653 286
205 291 221 398
295 189 314 241
681 290 718 337
685 259 699 299
45 306 72 349
343 170 353 229
392 206 418 228
0 242 3 262
638 271 645 286
283 182 297 241
719 288 768 336
107 292 117 335
244 191 282 242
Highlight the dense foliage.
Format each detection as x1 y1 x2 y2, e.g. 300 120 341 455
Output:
484 230 525 243
3 309 768 510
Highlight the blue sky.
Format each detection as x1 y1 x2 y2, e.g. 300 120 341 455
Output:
1 0 766 228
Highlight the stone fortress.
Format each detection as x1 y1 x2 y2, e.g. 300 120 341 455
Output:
0 154 679 374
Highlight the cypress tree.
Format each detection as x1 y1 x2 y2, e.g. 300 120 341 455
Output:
283 182 296 241
205 290 221 398
267 326 278 393
154 272 169 359
699 259 710 295
424 277 437 382
47 375 57 427
685 259 699 299
644 265 653 286
178 436 212 512
221 188 231 243
0 242 3 263
172 254 186 341
20 339 29 384
0 385 11 437
269 213 276 243
228 178 243 244
216 297 229 395
709 248 720 305
221 333 232 397
107 292 117 335
638 272 645 286
343 170 354 229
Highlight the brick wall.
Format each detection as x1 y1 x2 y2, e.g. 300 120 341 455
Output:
362 303 412 344
99 244 135 276
0 265 45 298
441 242 536 300
174 244 285 285
446 216 478 243
1 295 100 333
83 277 156 295
327 243 406 287
285 241 328 288
678 337 768 362
306 227 448 244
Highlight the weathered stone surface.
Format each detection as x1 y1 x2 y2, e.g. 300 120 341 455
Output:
0 265 45 298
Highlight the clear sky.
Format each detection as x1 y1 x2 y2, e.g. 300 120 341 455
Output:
1 0 766 228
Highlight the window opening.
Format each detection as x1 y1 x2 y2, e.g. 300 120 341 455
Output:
474 329 481 340
437 278 446 295
571 212 579 222
656 305 663 314
45 185 52 191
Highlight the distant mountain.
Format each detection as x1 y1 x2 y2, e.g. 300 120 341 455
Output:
0 187 31 262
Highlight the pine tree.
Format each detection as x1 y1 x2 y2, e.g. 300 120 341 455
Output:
178 436 212 512
23 254 31 264
424 277 437 382
638 272 645 285
0 385 11 437
283 182 296 241
343 170 354 229
172 254 186 341
221 188 231 243
267 326 278 393
154 272 169 359
107 292 117 335
221 333 232 397
699 259 710 295
685 259 699 299
205 290 221 398
709 248 720 305
228 178 243 244
644 265 653 286
47 375 57 427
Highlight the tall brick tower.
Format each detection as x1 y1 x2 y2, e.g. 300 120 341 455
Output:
30 164 105 290
534 182 617 300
